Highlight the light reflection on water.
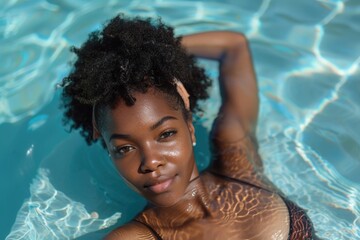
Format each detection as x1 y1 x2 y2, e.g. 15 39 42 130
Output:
1 0 359 239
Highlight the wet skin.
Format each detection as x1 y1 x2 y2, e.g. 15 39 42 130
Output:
101 89 290 240
102 88 198 207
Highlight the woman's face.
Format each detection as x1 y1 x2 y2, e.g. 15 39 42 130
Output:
101 89 198 207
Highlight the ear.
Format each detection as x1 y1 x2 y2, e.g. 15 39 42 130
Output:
187 119 196 145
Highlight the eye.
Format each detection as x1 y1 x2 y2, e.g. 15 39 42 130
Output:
113 145 135 157
159 130 177 140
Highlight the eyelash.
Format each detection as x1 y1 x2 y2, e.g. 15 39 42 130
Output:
159 130 177 140
114 145 134 156
112 130 177 158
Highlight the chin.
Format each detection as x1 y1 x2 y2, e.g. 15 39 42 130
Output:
147 192 182 208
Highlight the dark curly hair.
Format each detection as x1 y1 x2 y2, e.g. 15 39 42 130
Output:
61 14 211 145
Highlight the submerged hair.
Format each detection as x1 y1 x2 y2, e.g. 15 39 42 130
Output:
61 14 211 145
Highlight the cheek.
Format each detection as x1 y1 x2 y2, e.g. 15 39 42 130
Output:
113 160 145 194
171 142 194 174
113 159 139 183
164 140 191 161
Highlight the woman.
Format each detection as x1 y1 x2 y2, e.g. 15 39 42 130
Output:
61 15 316 239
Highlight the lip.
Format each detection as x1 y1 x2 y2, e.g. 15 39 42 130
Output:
145 176 175 194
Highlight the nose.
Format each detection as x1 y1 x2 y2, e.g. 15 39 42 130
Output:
139 145 166 173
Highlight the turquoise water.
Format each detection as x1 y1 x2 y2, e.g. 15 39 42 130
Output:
1 0 359 239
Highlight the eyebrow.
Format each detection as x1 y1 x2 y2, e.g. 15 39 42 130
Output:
150 116 177 130
109 133 131 141
109 116 178 141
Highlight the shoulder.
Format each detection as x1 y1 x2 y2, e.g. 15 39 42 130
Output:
239 186 291 239
104 221 157 240
202 172 291 239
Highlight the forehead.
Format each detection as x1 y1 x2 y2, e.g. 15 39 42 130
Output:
102 89 183 132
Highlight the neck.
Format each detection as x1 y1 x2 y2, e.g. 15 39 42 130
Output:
146 175 214 227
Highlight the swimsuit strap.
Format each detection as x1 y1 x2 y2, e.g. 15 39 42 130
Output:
209 171 273 193
133 219 163 240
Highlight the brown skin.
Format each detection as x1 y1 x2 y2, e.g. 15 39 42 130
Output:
102 89 198 207
103 32 290 239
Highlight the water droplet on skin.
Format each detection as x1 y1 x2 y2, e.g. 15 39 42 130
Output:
191 189 197 197
186 203 193 212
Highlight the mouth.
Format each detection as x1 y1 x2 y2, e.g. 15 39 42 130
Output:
145 176 175 194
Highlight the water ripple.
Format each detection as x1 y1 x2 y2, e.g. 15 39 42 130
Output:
6 169 121 240
1 0 360 239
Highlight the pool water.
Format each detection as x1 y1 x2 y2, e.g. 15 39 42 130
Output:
1 0 359 239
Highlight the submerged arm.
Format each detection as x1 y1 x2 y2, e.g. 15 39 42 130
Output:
182 32 270 186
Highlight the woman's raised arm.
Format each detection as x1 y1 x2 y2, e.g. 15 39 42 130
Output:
182 32 268 186
181 31 258 135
